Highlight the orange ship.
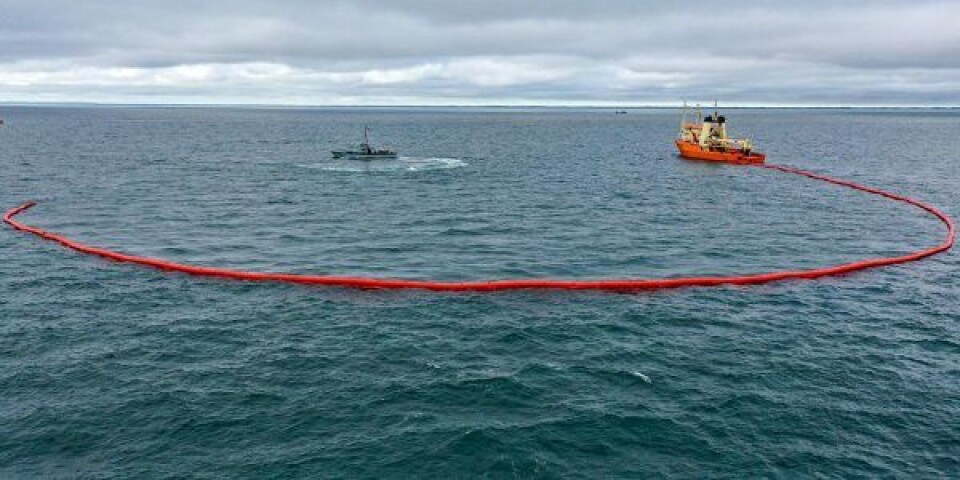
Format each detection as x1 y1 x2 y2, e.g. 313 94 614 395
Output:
675 102 765 164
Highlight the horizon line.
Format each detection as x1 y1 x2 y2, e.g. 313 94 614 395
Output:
2 101 959 109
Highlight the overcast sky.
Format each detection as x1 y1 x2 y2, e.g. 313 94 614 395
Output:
2 0 959 106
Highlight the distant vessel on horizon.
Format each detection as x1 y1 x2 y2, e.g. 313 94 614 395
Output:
332 126 397 160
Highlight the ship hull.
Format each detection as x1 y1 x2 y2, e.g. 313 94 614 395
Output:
675 140 765 165
331 151 398 160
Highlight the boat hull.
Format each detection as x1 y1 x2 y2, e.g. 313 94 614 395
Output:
331 151 398 160
675 140 765 164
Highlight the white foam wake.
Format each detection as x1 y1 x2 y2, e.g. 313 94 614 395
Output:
299 156 467 173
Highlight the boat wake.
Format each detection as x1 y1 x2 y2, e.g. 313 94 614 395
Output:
299 156 467 173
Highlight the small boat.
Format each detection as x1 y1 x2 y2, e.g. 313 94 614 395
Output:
332 126 397 160
675 102 765 164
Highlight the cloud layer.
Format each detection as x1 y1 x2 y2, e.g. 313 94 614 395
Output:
2 1 959 105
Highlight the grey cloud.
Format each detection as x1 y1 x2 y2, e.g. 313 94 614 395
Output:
1 0 959 105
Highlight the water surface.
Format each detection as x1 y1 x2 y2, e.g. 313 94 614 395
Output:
1 106 958 477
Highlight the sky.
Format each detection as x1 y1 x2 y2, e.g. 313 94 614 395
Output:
2 0 960 106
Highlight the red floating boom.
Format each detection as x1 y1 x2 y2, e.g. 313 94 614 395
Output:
3 164 954 292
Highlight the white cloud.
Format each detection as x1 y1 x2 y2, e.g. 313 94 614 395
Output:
0 62 295 87
360 64 443 85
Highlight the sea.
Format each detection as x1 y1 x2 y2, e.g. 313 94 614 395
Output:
1 106 958 478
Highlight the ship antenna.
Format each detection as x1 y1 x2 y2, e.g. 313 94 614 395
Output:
680 101 688 137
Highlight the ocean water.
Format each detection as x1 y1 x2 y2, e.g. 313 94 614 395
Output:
1 106 958 478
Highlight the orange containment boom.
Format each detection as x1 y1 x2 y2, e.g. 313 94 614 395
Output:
3 164 955 292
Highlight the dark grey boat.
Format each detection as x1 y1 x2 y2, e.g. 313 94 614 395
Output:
332 127 397 159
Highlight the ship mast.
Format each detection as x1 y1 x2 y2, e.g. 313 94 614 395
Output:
679 101 688 138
